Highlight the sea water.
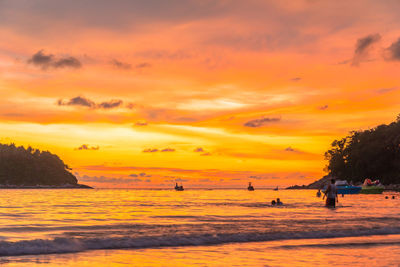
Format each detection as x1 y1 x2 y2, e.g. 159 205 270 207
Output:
0 189 399 266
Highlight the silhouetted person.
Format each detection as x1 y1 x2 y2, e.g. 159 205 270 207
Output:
248 182 254 191
317 189 321 197
271 200 276 206
323 179 338 208
276 198 283 205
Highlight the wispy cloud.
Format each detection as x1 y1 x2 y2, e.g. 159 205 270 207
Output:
130 172 151 177
111 59 132 70
98 100 123 109
134 120 148 126
374 87 398 94
161 148 175 152
135 62 151 69
143 148 158 153
352 34 381 66
28 50 81 69
385 38 400 61
57 96 124 109
244 117 281 127
318 104 329 110
79 175 142 184
75 144 99 150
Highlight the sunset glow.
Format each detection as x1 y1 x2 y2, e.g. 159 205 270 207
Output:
1 0 400 188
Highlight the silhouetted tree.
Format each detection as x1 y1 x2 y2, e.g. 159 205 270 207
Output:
325 115 400 184
0 143 78 186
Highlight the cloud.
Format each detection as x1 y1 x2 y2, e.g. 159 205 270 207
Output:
135 62 151 69
57 96 124 109
161 148 175 152
111 59 151 70
129 172 151 177
249 175 266 180
136 49 192 60
318 104 329 110
28 50 81 69
53 56 81 68
142 148 175 153
143 148 158 153
79 175 144 184
75 144 99 150
352 34 381 66
194 147 204 152
111 59 132 69
337 59 351 65
385 38 400 61
98 100 123 109
290 77 301 82
134 120 148 126
58 96 95 108
126 103 136 109
284 146 303 153
244 117 281 127
57 96 96 108
374 87 398 94
200 152 211 156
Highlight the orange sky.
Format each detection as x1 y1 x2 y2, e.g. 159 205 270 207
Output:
1 0 400 188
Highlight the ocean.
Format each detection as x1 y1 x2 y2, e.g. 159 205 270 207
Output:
0 189 399 266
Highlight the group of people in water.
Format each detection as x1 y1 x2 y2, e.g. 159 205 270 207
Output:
271 198 283 206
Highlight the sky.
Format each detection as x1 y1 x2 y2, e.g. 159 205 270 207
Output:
1 0 400 188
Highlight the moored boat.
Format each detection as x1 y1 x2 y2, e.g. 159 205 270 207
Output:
337 185 362 194
174 183 184 191
323 180 361 195
360 179 384 194
360 186 384 194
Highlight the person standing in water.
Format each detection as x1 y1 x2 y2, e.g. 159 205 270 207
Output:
316 189 321 197
323 179 338 207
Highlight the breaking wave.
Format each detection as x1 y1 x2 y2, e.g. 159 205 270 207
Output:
1 227 400 256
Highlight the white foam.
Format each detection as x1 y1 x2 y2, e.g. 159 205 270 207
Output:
1 227 400 256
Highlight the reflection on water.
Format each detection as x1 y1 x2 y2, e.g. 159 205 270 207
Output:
0 189 399 266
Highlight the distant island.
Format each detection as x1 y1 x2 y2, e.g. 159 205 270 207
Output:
288 115 400 191
0 143 91 188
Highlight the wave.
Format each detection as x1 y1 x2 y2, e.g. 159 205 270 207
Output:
1 227 400 256
277 240 400 249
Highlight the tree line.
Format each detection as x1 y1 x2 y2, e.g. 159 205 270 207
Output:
324 115 400 185
0 143 78 186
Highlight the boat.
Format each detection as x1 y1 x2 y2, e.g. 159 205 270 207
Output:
323 180 361 195
174 183 184 191
360 179 384 194
335 180 361 194
273 186 279 191
248 182 254 191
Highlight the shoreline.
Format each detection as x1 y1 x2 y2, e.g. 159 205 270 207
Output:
286 184 400 192
0 184 93 189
